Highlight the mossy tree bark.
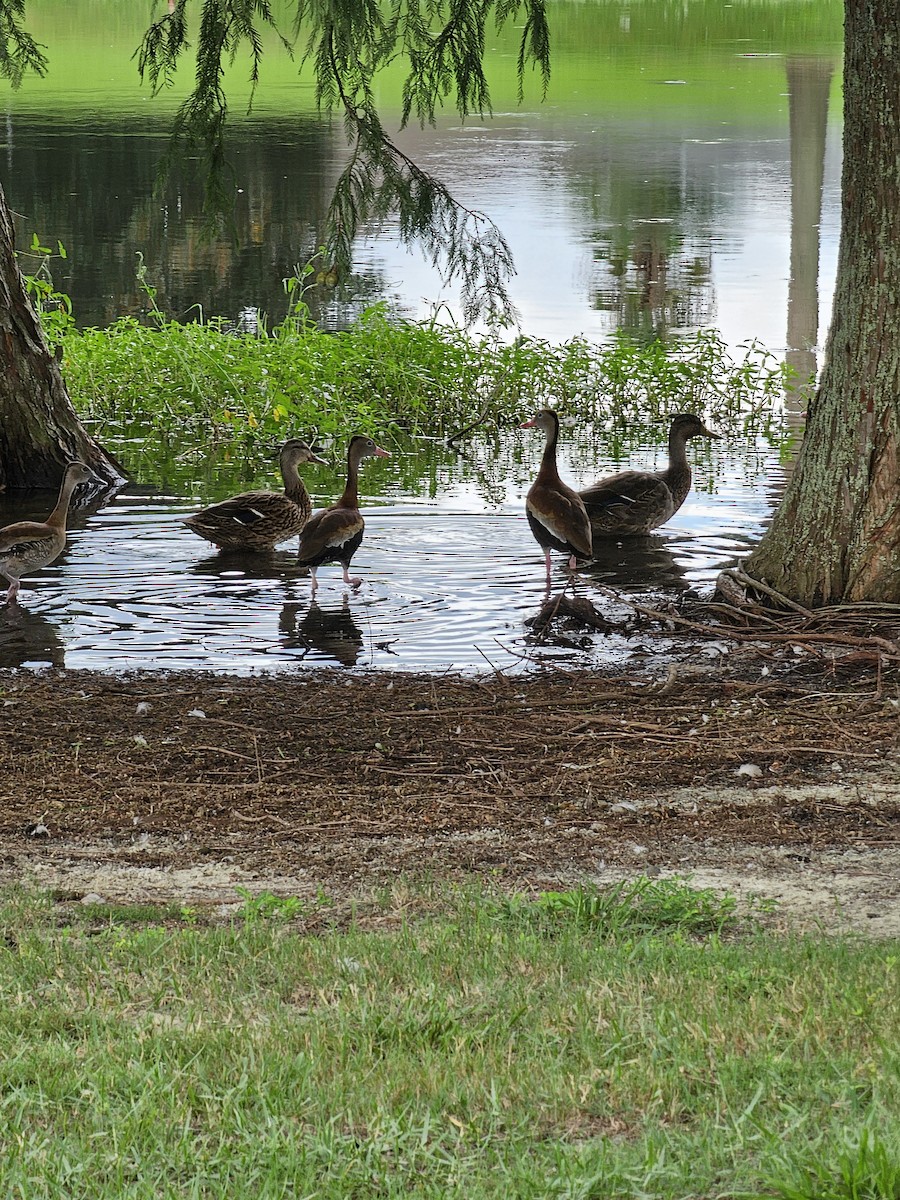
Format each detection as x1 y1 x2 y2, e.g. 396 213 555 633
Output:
0 181 125 491
744 0 900 604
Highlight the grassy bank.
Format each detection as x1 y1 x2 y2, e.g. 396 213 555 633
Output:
0 878 897 1198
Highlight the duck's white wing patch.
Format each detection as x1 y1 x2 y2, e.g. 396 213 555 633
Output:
527 502 572 544
232 507 267 526
324 514 364 548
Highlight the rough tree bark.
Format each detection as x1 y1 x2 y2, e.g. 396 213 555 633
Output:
743 0 900 604
0 180 125 491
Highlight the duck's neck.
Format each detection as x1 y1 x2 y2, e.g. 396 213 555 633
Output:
664 428 693 503
46 471 80 529
281 457 309 505
337 449 361 508
536 419 562 483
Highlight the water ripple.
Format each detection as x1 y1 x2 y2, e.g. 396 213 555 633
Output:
0 445 783 674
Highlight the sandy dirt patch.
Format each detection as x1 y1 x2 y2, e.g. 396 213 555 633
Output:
1 656 898 934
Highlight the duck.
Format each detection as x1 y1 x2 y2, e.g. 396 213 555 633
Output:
0 461 95 603
579 413 718 539
521 408 593 585
296 435 391 592
182 438 328 552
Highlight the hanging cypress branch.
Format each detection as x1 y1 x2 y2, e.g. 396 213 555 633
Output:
136 1 294 231
296 0 549 322
329 100 519 325
5 0 550 323
0 0 47 87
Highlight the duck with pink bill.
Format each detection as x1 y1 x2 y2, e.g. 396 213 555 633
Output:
520 409 593 587
296 435 391 592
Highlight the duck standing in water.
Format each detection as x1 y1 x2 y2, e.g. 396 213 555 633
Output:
521 408 593 585
0 461 95 603
579 413 718 539
297 435 390 593
182 438 328 552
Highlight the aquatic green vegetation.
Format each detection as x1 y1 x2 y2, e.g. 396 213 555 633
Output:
60 296 794 461
0 878 897 1198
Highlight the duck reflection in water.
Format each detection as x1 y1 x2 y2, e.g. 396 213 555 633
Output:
188 549 308 585
582 534 689 593
278 597 364 667
0 605 65 669
526 536 690 646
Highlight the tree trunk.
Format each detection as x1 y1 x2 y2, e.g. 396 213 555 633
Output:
743 0 900 605
0 181 125 491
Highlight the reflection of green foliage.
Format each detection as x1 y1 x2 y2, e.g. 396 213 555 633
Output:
4 0 844 116
550 0 843 57
3 0 843 326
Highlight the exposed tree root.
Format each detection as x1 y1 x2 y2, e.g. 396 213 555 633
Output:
594 574 900 664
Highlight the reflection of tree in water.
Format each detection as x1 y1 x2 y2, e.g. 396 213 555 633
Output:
7 116 389 328
0 605 65 668
599 226 714 339
279 598 364 667
582 164 716 340
785 55 835 416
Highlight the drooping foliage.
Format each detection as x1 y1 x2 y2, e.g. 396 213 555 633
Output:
0 0 45 86
130 0 550 324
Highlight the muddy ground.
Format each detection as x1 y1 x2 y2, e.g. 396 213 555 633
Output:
1 642 899 936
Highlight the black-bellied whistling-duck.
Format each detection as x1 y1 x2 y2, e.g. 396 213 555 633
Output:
296 435 390 592
579 413 718 538
521 408 593 585
182 438 328 552
0 461 94 603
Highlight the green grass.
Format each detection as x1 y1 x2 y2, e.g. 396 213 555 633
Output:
0 878 897 1197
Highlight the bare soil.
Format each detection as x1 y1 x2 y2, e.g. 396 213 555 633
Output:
2 648 899 935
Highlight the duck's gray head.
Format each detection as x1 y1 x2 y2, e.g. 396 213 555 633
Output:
670 413 718 441
281 438 329 467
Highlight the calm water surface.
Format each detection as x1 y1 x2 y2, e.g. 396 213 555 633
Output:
0 2 831 672
0 432 783 674
1 2 843 358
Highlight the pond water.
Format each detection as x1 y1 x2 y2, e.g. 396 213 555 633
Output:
0 430 785 674
1 1 843 359
0 1 834 673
